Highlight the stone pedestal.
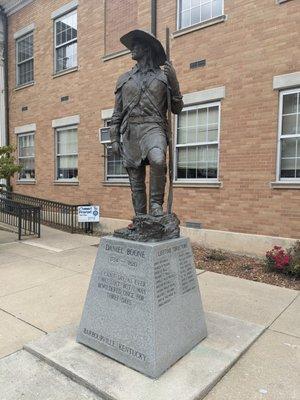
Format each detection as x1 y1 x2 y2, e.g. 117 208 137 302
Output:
77 236 207 378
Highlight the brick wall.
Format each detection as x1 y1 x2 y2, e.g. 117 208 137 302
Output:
7 0 300 239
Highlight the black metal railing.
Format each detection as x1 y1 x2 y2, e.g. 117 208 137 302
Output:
0 197 41 240
0 191 89 233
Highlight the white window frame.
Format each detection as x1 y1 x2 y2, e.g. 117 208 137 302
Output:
276 88 300 181
102 120 128 183
54 9 77 74
177 0 224 30
18 132 35 181
16 31 34 86
174 101 221 183
55 125 78 181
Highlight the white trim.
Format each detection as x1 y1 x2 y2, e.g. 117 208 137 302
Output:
13 23 35 40
52 115 80 128
51 0 78 19
101 108 114 120
176 0 224 30
4 0 34 16
276 87 300 182
273 72 300 90
14 123 36 134
183 86 225 106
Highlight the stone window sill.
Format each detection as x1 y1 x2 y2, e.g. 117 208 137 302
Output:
53 180 79 186
173 15 227 38
173 181 222 188
52 66 78 79
102 49 131 62
102 181 130 187
16 180 36 185
270 181 300 189
14 81 35 91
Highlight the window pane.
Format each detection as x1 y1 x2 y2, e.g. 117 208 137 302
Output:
281 158 296 178
283 93 298 115
56 42 77 72
281 138 296 158
297 158 300 178
198 108 207 126
212 0 222 17
208 106 219 124
198 127 206 143
191 6 200 25
106 145 127 178
178 111 188 128
201 2 211 22
182 0 191 10
178 128 187 144
57 155 78 180
197 146 207 179
57 129 78 155
186 147 197 178
187 126 197 143
187 109 197 127
18 59 34 85
19 157 35 180
181 10 190 28
282 115 297 135
56 11 77 46
177 148 187 179
207 125 218 142
17 34 33 62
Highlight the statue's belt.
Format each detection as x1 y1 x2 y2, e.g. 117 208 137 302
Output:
127 116 166 124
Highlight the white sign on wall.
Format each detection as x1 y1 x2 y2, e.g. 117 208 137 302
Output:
78 206 100 223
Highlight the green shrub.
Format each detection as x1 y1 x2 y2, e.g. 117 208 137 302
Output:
287 241 300 278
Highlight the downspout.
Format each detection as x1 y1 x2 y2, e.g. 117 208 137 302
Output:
151 0 157 37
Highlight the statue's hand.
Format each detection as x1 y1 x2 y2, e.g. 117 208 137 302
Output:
164 61 178 87
111 141 120 156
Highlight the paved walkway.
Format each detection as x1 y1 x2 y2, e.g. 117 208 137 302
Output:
0 226 299 399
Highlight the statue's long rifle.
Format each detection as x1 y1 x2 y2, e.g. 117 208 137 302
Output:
166 27 173 214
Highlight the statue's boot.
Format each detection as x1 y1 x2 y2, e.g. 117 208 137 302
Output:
127 166 147 215
150 166 166 217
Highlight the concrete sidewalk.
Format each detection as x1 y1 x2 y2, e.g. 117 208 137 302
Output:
0 226 299 399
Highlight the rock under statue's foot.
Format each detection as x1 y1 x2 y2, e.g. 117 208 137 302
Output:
114 213 180 242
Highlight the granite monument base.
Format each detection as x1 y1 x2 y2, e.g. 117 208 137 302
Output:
76 236 207 378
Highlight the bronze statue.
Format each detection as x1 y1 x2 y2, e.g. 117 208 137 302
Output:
110 30 183 219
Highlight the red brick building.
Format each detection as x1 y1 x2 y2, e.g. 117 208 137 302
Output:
0 0 299 241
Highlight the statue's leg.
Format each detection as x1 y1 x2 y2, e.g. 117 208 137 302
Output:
127 166 147 215
148 147 167 216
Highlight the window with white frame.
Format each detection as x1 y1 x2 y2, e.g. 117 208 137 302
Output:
175 103 220 180
277 89 300 180
56 126 78 180
18 133 35 180
16 32 34 86
102 120 128 181
178 0 223 29
54 9 77 73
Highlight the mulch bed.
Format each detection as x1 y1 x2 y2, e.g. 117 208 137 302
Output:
192 245 300 291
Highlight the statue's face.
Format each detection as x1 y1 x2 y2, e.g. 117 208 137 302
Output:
131 42 147 61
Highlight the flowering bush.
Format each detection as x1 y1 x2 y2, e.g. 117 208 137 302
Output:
265 246 291 272
287 241 300 278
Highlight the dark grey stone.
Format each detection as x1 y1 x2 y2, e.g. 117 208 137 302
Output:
113 212 180 242
76 236 207 378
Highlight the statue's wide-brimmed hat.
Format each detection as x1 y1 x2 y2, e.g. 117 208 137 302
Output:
120 29 167 66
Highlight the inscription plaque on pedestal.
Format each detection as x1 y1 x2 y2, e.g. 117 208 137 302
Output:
77 236 207 378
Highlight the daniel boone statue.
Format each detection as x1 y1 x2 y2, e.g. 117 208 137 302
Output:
109 30 183 218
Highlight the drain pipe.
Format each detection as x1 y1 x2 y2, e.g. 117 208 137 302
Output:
0 7 9 189
151 0 157 37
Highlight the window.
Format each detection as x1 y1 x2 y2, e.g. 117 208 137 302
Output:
277 89 300 180
54 10 77 73
175 103 220 181
18 133 35 180
102 120 128 182
178 0 223 29
56 126 78 180
16 32 34 86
